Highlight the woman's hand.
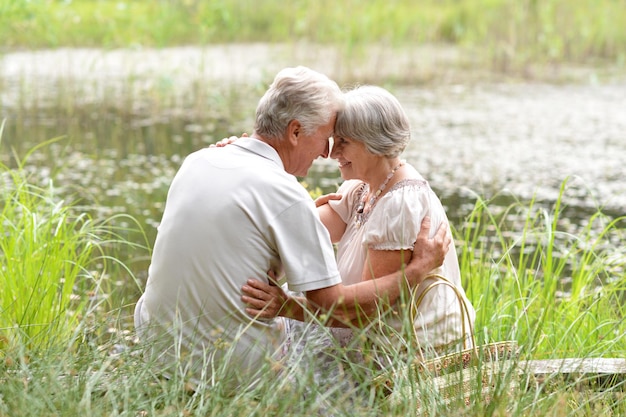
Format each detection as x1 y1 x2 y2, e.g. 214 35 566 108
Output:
314 192 342 208
316 192 346 242
210 132 248 148
241 278 288 319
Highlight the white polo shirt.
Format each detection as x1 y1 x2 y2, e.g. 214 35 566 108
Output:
134 137 341 387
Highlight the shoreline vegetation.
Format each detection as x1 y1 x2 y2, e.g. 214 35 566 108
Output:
1 1 625 415
1 139 624 416
1 0 625 81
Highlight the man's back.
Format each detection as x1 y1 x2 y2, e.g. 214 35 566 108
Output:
135 138 341 387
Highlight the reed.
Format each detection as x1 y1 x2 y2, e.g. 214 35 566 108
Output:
457 178 625 359
0 74 253 168
1 168 624 415
1 0 624 68
1 124 624 413
0 133 146 359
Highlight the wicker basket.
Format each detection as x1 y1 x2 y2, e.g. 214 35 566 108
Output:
373 274 520 410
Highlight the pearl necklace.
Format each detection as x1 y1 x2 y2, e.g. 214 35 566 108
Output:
355 160 404 228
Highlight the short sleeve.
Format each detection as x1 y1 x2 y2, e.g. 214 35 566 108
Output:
269 198 342 293
328 180 365 224
363 180 437 251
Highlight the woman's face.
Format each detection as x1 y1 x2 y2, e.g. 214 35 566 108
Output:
330 135 376 181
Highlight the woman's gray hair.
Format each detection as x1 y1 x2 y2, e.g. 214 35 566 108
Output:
334 85 410 158
254 66 344 140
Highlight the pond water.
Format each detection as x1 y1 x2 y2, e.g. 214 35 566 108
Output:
1 46 625 287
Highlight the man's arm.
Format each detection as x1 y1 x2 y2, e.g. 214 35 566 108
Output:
242 216 450 326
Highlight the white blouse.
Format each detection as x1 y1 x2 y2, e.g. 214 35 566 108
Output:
329 174 475 353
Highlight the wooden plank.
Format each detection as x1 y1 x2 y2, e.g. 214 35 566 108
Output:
522 358 626 375
520 358 626 390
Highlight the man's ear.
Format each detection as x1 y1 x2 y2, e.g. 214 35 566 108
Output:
287 119 301 146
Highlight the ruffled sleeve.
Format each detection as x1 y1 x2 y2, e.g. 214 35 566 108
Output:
363 180 440 251
328 179 365 224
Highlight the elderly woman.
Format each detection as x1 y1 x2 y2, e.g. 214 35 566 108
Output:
242 85 475 360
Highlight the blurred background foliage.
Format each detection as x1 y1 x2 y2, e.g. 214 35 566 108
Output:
1 0 625 69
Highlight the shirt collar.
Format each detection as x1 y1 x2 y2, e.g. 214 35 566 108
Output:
232 137 284 171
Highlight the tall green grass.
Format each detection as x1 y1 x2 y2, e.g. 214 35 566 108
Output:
0 191 624 415
1 132 624 414
0 133 146 360
458 178 626 360
1 0 624 68
1 176 624 415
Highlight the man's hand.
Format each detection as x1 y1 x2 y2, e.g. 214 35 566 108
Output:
241 279 288 319
407 216 451 284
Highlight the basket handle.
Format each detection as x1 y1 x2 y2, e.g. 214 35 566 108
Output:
411 273 477 359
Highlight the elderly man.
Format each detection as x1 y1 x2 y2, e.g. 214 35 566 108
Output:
134 66 449 389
